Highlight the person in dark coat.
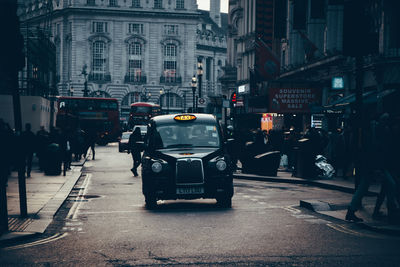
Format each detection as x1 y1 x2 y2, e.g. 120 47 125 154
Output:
128 127 142 176
36 126 50 171
21 123 36 177
83 128 97 160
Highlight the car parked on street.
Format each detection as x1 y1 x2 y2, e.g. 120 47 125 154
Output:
118 131 131 152
141 114 235 209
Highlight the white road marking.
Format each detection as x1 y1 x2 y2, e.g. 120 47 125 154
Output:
67 174 92 220
3 233 69 251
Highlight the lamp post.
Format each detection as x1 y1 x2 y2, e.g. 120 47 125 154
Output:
191 75 197 113
197 61 203 107
81 64 89 97
141 89 151 102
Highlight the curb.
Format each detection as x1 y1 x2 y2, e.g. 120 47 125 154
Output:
234 173 378 196
0 232 39 246
299 199 400 236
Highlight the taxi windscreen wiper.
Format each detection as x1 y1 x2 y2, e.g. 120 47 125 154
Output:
165 144 193 148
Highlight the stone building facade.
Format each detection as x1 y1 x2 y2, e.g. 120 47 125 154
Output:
18 0 227 122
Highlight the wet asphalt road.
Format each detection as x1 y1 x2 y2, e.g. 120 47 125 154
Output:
1 143 400 266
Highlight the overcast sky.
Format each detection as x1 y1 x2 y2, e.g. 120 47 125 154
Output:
197 0 228 13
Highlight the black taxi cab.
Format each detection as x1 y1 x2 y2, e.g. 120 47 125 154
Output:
141 114 234 209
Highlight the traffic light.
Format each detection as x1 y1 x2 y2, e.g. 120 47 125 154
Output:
231 92 237 104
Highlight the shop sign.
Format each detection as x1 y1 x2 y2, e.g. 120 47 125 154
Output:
238 84 250 94
332 76 344 89
269 88 321 113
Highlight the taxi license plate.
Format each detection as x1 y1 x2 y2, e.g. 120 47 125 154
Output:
176 187 204 194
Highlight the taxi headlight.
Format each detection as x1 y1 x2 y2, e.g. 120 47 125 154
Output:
216 160 227 171
151 162 162 173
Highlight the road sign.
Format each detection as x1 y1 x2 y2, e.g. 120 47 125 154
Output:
198 98 205 105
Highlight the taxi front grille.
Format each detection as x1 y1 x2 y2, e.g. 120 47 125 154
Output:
176 158 204 185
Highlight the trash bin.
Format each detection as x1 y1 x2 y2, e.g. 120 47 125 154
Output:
294 138 316 179
44 143 62 175
241 150 281 176
253 151 281 176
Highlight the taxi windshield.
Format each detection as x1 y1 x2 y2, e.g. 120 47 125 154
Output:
153 123 220 149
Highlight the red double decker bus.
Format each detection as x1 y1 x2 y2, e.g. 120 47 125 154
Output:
128 102 161 128
56 96 120 144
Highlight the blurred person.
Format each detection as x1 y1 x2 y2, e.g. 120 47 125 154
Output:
345 114 380 222
36 126 50 171
84 128 97 160
128 127 142 176
330 128 346 178
0 119 15 186
371 113 399 222
21 123 36 177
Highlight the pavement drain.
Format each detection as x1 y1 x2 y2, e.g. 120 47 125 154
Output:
66 194 101 202
8 217 34 232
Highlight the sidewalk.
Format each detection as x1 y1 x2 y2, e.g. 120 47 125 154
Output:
235 169 400 236
0 155 87 245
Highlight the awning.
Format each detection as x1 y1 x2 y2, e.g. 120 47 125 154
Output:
323 89 396 110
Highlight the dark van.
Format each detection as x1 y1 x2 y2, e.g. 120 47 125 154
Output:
141 114 234 209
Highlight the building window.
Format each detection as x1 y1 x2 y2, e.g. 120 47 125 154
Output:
92 22 108 33
109 0 118 6
163 44 177 82
87 0 96 5
131 0 140 7
154 0 162 9
128 23 144 34
164 24 179 35
164 44 176 57
128 43 143 82
92 41 107 80
176 0 184 9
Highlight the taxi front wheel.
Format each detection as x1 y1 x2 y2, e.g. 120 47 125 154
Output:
145 194 157 209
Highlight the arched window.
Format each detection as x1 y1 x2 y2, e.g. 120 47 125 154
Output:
92 41 107 80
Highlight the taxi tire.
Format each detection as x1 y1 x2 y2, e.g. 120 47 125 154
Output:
216 196 232 208
145 194 157 209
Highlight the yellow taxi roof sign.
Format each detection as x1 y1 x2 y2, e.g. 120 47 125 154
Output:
174 114 197 121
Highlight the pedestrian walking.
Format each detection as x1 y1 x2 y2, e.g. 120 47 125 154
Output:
21 123 36 177
0 119 14 186
128 127 142 176
345 115 380 222
72 127 85 161
84 128 97 160
330 128 346 178
36 126 50 171
371 113 399 222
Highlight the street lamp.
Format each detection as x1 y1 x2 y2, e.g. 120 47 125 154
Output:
197 60 203 112
191 75 197 113
159 88 163 112
141 89 151 102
